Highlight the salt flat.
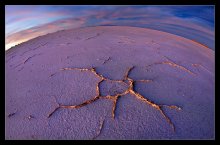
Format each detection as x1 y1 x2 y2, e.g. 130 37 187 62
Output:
5 26 214 140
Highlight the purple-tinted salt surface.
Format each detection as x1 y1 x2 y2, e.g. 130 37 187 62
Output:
5 26 214 140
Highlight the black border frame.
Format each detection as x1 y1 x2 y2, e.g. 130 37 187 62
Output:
1 0 218 143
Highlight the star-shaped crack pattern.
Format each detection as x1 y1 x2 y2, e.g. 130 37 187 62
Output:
48 66 181 132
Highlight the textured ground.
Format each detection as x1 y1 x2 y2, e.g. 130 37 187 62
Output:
5 26 214 140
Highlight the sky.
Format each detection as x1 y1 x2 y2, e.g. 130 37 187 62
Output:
5 5 215 51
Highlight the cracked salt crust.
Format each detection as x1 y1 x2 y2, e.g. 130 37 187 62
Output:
6 26 214 139
48 66 182 133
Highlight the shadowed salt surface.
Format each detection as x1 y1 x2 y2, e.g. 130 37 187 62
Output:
5 26 214 140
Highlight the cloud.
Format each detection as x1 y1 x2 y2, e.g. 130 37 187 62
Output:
5 6 214 50
5 5 76 36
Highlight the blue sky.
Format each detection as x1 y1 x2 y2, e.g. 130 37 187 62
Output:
5 5 214 50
